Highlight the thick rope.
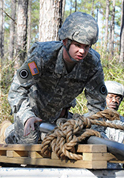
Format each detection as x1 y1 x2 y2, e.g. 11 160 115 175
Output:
41 109 124 160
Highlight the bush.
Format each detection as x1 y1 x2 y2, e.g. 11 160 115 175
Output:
1 59 14 123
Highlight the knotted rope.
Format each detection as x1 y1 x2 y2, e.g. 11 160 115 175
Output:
41 109 124 160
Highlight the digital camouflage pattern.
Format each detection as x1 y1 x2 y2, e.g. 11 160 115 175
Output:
58 12 99 45
105 117 124 143
7 40 107 144
105 81 124 144
102 81 124 168
105 116 124 169
105 81 124 150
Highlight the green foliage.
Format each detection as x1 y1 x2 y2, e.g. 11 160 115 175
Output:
1 57 15 123
1 58 15 94
1 94 13 123
70 92 88 115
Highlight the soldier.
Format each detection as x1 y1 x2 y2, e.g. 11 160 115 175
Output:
105 81 124 112
0 12 107 144
105 81 124 168
105 81 124 142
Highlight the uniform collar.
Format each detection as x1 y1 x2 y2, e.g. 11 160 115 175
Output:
55 47 68 75
54 46 86 80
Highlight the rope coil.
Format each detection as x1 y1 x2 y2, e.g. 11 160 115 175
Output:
41 109 124 160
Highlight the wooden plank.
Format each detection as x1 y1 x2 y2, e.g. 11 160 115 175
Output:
7 150 50 159
0 150 6 156
83 153 117 161
0 144 123 167
0 144 42 151
51 152 59 160
7 150 28 158
77 144 107 153
40 152 124 163
0 144 107 152
29 151 43 158
0 156 107 169
109 160 124 163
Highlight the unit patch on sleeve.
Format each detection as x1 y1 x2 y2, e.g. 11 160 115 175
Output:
19 69 29 79
28 61 39 76
17 61 39 84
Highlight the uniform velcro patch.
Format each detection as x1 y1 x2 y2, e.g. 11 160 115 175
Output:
28 61 39 76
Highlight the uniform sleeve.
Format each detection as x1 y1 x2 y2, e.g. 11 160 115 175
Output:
84 63 107 115
105 118 124 143
8 74 36 125
8 42 41 125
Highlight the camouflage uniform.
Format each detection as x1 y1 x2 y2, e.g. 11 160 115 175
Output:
6 12 107 144
6 41 106 144
104 81 124 143
105 117 124 143
104 81 124 169
104 116 124 169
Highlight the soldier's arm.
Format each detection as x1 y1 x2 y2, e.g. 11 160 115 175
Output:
105 119 124 143
84 65 107 115
8 42 41 126
24 116 42 136
8 73 37 126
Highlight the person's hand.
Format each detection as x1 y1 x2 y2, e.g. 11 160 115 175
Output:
24 117 42 136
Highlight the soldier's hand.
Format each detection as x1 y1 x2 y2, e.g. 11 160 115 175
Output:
24 117 42 136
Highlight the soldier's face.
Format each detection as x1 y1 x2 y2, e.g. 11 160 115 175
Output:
63 39 90 63
106 93 122 111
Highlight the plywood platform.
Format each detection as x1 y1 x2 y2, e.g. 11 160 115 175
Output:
0 144 123 169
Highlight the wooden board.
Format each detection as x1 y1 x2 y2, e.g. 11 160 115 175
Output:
0 144 41 151
77 144 107 153
0 156 107 169
0 144 123 169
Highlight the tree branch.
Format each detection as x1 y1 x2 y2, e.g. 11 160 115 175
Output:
0 8 17 25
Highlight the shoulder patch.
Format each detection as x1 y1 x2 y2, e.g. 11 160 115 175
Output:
99 84 107 95
28 61 39 76
17 61 39 84
19 69 29 79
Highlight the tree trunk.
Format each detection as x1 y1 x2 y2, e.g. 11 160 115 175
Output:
27 0 31 52
111 0 115 57
9 0 16 61
75 0 77 12
104 0 110 51
39 0 64 42
0 0 4 58
110 0 115 59
109 24 112 57
70 0 72 15
15 0 28 69
62 0 66 23
120 0 124 63
91 0 94 16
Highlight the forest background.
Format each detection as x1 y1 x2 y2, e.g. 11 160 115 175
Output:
0 0 124 123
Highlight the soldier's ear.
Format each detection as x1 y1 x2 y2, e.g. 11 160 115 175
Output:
63 39 67 46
